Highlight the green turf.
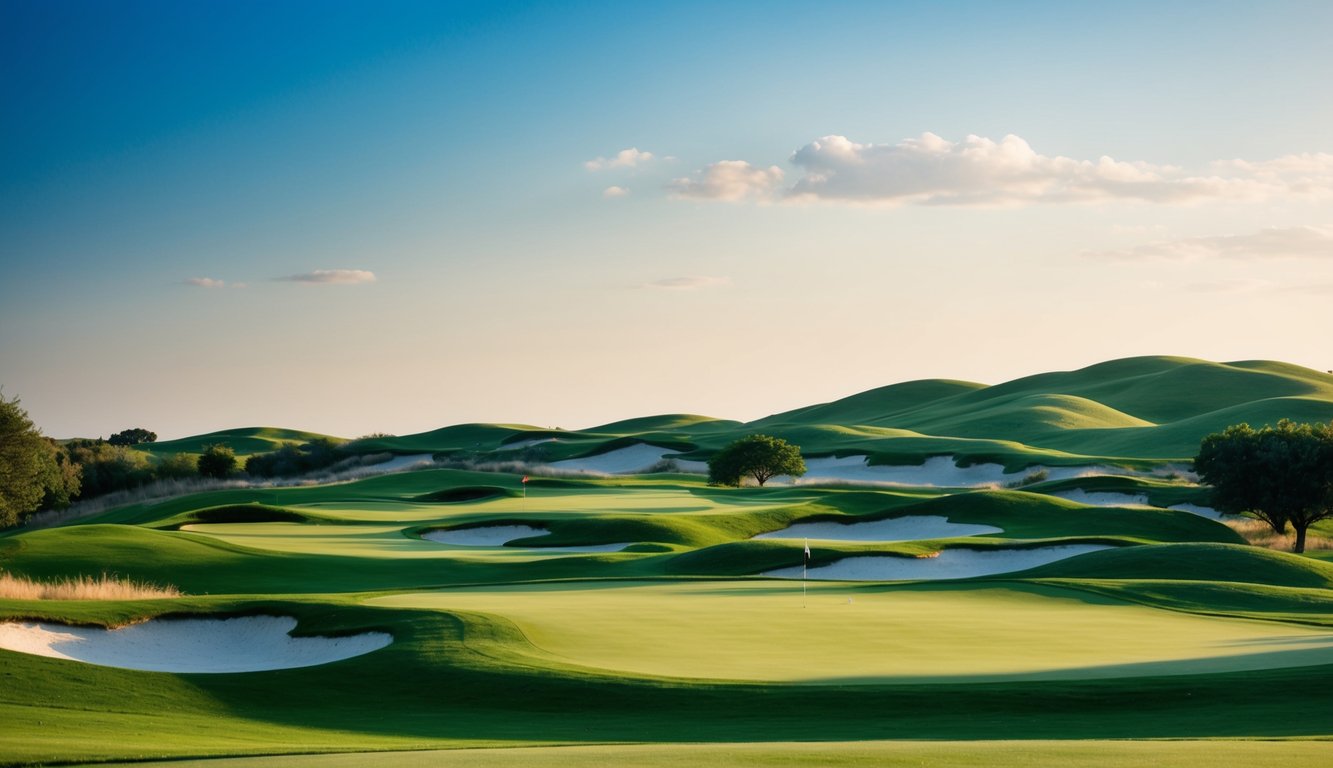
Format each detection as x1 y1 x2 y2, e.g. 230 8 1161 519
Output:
370 580 1333 684
57 740 1333 768
5 357 1333 765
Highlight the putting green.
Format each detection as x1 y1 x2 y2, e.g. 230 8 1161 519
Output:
295 487 804 523
370 580 1333 683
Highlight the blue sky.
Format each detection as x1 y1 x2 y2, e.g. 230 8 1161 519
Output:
3 0 1332 439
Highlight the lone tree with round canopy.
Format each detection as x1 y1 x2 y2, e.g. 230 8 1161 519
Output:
708 434 806 487
1195 419 1333 554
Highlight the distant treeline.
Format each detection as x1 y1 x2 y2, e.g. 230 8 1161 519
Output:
8 433 386 528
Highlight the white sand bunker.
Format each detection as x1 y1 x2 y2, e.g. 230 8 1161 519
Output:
547 444 707 475
423 525 629 552
1048 490 1152 507
788 456 1160 488
1048 491 1228 521
754 516 1002 542
765 544 1113 581
1168 503 1227 521
494 438 556 451
0 615 391 673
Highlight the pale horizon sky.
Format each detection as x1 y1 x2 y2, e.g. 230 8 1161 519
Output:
3 1 1332 440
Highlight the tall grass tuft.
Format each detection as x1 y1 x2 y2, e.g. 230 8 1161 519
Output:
1224 517 1333 552
0 572 182 600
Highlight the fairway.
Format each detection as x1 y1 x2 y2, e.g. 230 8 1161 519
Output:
370 580 1333 683
59 740 1333 768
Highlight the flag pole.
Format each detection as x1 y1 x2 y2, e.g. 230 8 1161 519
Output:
803 538 809 609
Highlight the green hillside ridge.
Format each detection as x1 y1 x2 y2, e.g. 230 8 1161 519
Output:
137 357 1331 469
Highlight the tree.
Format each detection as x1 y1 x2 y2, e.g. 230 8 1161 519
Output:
708 434 807 487
0 393 66 527
39 438 82 511
155 452 198 480
197 444 237 479
108 428 157 446
1195 419 1333 553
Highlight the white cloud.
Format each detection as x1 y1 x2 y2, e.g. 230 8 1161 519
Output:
673 133 1333 207
644 275 730 290
603 185 629 198
783 133 1280 206
184 277 227 288
1087 226 1333 261
668 161 784 201
585 148 655 171
276 269 377 285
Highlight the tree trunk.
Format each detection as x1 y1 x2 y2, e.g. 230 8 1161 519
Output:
1293 524 1307 554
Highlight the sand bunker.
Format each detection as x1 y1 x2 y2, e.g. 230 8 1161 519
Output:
1045 490 1227 521
494 438 555 451
788 456 1173 488
1167 503 1226 521
754 516 1002 542
1048 490 1152 507
548 444 707 475
422 525 628 552
0 615 391 673
765 544 1112 581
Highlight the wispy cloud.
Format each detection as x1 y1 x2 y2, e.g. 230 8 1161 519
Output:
183 277 227 288
603 185 629 198
1087 226 1333 261
669 161 784 201
275 269 377 285
644 275 730 290
585 148 655 171
672 133 1333 207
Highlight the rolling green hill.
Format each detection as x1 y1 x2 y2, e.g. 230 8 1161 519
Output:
141 357 1333 469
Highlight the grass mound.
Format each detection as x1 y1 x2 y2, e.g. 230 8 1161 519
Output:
415 486 518 503
156 504 309 529
1023 542 1333 588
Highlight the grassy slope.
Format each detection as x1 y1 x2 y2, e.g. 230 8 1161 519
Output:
143 427 342 458
131 357 1333 467
61 740 1333 768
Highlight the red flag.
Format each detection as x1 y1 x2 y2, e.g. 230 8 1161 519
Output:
522 476 529 484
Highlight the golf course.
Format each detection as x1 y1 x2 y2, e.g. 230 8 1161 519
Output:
0 356 1331 766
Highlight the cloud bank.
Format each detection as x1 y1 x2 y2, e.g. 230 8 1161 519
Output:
184 277 227 288
275 269 377 285
670 133 1332 206
1088 226 1333 261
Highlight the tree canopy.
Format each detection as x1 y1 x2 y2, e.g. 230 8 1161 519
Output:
1195 419 1333 553
197 443 238 479
108 428 157 446
0 394 79 528
707 434 806 487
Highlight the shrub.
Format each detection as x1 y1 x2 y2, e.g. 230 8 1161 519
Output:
197 444 237 479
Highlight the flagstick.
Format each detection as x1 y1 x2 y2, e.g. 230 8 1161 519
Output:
802 539 809 608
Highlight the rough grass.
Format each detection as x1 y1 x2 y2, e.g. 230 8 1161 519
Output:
1225 517 1333 552
0 571 181 600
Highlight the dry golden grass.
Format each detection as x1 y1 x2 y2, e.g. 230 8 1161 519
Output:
1224 517 1333 552
0 572 182 600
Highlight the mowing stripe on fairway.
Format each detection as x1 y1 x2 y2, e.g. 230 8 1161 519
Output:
369 580 1333 684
